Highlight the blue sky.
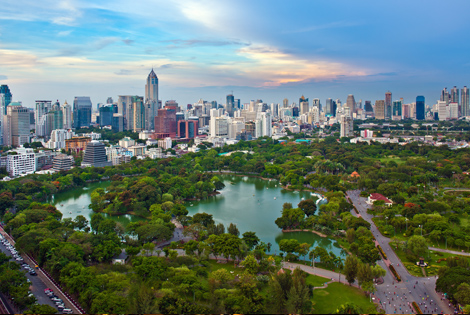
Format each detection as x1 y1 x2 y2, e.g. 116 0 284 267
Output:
2 0 470 108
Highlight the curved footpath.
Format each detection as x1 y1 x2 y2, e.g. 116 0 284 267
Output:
346 190 453 315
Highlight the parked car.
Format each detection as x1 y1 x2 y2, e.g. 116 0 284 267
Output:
29 270 37 276
62 309 73 314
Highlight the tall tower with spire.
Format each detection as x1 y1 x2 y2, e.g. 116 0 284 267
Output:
145 69 159 130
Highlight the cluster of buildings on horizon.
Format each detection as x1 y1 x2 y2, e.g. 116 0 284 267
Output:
0 71 469 177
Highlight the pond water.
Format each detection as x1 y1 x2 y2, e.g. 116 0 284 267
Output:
51 175 345 258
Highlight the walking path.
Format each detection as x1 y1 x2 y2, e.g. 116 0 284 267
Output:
346 190 454 315
429 247 470 257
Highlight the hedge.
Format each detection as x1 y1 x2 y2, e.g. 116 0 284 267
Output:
377 245 387 260
389 264 401 282
412 301 422 314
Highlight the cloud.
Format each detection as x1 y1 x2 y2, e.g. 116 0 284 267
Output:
57 30 73 37
56 37 121 56
162 39 249 47
283 21 363 34
0 75 7 80
0 49 39 68
115 69 133 75
233 45 371 86
122 39 134 45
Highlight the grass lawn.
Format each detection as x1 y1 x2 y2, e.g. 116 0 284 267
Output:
207 259 239 273
378 156 406 165
306 274 330 287
388 242 469 277
311 282 377 314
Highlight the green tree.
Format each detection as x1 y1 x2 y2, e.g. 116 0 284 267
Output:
25 304 58 314
242 231 260 250
241 254 260 274
227 223 240 236
406 235 428 260
298 199 317 216
455 283 470 306
286 268 312 313
344 255 359 285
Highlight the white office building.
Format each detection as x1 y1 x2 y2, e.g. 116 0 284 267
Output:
6 147 36 177
45 129 74 149
438 101 448 121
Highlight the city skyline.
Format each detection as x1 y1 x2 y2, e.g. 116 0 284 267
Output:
2 0 470 106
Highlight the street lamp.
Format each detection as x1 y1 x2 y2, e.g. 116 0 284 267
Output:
386 217 389 226
405 218 408 231
419 225 423 236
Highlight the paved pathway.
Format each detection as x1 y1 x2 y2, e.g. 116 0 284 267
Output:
346 190 454 315
429 247 470 257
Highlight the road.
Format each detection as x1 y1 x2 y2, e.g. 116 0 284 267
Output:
0 236 58 312
0 227 83 314
346 190 454 314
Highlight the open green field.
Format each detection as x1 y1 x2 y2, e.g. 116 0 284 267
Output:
311 282 377 314
306 274 330 287
378 156 406 165
388 242 469 277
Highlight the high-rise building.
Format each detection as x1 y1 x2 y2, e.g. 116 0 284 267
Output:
449 102 459 119
35 100 51 137
0 85 12 115
210 116 229 138
82 141 112 167
283 98 289 108
364 101 373 113
325 98 334 116
261 111 272 137
73 97 92 129
385 92 392 120
312 99 321 112
3 102 30 147
99 105 114 127
438 101 448 121
131 96 145 132
392 100 402 120
416 96 425 120
52 154 73 171
299 96 309 115
461 86 469 117
451 86 459 104
47 103 63 134
226 94 235 117
340 114 353 137
145 69 159 130
62 101 72 129
375 100 385 120
6 147 36 177
440 87 450 105
178 120 198 139
154 108 177 137
346 94 356 113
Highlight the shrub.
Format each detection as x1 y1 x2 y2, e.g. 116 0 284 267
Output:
412 301 422 314
377 245 387 260
389 265 401 282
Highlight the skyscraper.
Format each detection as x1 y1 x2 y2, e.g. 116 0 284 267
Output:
0 85 12 115
3 102 30 147
312 99 321 112
73 97 92 129
226 94 235 116
132 96 145 132
346 94 356 113
299 95 309 115
35 100 51 137
392 100 402 120
451 86 459 104
62 100 72 129
375 100 385 120
416 96 425 120
385 92 392 120
154 108 177 137
325 98 333 116
82 141 112 167
283 98 289 108
99 105 114 127
440 87 449 105
461 86 469 117
145 69 159 130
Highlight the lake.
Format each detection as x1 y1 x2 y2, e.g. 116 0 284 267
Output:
51 175 345 258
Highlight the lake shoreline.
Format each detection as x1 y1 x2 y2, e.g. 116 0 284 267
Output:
282 228 328 238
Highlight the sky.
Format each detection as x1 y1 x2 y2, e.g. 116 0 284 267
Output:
2 0 470 108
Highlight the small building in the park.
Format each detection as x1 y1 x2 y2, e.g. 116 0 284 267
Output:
350 171 360 178
367 193 393 206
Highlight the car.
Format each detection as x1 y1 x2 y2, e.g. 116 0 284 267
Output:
55 301 65 307
44 288 53 293
15 257 23 262
62 309 73 314
29 270 37 276
51 298 62 303
57 306 64 312
49 294 58 299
